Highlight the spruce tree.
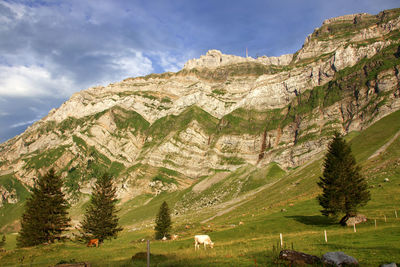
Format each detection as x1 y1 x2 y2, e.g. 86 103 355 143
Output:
317 133 370 224
17 169 70 247
0 234 5 248
80 173 122 243
155 201 172 239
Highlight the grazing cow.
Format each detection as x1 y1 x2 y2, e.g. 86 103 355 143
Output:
194 235 214 250
171 234 179 240
87 238 99 247
162 236 167 241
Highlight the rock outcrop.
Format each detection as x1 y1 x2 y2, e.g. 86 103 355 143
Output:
322 251 358 266
183 49 293 70
279 250 321 265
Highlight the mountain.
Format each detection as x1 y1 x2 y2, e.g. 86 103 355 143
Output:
1 8 400 230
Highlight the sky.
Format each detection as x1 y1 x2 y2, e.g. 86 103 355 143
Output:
0 0 399 143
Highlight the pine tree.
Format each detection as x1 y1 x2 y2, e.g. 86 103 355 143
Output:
0 234 5 248
155 201 172 240
80 173 122 243
17 169 70 247
317 133 370 224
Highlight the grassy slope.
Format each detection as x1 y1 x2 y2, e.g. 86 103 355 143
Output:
0 108 399 266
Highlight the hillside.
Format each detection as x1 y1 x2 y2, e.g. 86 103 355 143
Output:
1 102 399 266
0 7 400 247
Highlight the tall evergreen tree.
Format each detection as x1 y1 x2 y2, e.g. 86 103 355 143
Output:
17 169 70 247
155 201 172 239
80 173 122 243
0 234 5 248
317 133 370 224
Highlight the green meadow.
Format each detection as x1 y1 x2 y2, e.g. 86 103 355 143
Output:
0 111 399 266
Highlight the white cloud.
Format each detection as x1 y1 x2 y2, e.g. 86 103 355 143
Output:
10 118 38 128
154 52 186 72
0 65 76 98
111 51 153 78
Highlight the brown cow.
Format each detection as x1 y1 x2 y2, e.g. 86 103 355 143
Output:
87 238 99 247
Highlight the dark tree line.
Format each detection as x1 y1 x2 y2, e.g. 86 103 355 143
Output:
17 169 122 247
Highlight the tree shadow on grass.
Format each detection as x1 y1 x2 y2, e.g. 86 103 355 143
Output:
285 215 337 226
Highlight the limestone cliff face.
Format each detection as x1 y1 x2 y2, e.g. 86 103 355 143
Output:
0 8 400 200
183 49 293 69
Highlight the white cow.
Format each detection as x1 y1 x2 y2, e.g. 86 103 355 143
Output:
194 235 214 250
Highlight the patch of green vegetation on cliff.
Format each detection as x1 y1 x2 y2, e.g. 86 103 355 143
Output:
158 167 179 177
161 97 172 103
142 72 175 80
144 105 218 148
65 167 82 193
23 145 70 170
219 155 246 165
212 88 226 95
72 135 87 152
63 146 125 195
111 106 150 133
58 117 86 134
219 108 283 136
0 174 31 231
0 173 30 201
152 174 178 185
38 121 57 135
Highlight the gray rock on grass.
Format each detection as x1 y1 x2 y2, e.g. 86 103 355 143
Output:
322 251 358 266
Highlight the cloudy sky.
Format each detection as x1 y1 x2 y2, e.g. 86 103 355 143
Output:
0 0 398 143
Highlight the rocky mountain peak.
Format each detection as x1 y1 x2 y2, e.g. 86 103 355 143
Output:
322 13 371 25
183 49 293 70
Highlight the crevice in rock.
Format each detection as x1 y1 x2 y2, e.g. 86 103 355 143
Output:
258 129 268 162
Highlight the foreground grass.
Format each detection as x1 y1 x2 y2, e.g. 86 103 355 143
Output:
1 201 399 266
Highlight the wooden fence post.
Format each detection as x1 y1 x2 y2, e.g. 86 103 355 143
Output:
324 230 327 243
280 233 283 248
353 224 356 233
147 240 150 267
374 219 377 229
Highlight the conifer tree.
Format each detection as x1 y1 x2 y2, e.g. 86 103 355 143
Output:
155 201 172 239
317 133 370 224
80 173 122 243
0 234 5 248
17 169 70 247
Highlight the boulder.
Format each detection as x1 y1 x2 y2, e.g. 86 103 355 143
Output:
322 251 358 266
346 214 367 226
279 250 321 265
380 263 397 267
340 214 367 226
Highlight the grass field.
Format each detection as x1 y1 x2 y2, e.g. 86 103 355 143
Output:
0 112 399 266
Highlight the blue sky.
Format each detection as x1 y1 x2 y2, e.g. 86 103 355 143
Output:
0 0 399 143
